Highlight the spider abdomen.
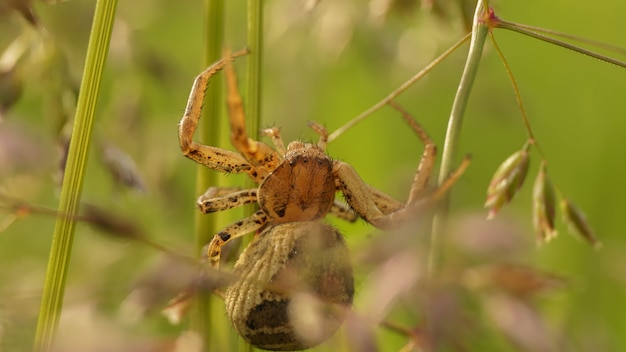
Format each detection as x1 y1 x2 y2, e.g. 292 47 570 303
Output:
225 221 353 351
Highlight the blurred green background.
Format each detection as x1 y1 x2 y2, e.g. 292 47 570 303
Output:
1 0 626 351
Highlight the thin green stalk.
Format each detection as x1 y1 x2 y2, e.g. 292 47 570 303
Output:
501 21 626 56
488 33 546 158
197 0 224 264
238 2 263 351
496 19 626 69
193 0 224 349
328 33 471 143
428 0 490 276
33 1 117 351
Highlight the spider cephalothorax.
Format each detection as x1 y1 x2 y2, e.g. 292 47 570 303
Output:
257 139 335 223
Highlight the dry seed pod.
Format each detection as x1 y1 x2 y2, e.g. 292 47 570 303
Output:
532 162 557 243
99 141 147 193
225 221 353 351
560 199 601 249
81 203 143 241
485 146 530 219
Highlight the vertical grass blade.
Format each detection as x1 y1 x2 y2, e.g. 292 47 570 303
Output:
33 1 118 351
238 2 263 351
193 0 224 350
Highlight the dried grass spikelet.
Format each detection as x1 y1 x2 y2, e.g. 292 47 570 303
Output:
98 141 147 193
485 143 531 219
532 161 557 244
560 199 601 249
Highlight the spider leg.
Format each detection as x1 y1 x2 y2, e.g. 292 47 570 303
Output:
329 201 358 222
333 161 394 229
387 100 437 205
335 161 432 228
365 184 404 214
224 51 282 177
197 187 259 214
198 186 242 199
179 50 259 177
203 210 269 268
331 101 443 229
261 127 286 155
308 121 329 149
333 179 403 216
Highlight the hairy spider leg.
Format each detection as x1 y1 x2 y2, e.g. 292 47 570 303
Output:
203 209 269 268
197 187 259 214
223 50 282 177
331 100 467 230
386 100 437 205
307 121 329 149
261 127 287 154
178 49 259 178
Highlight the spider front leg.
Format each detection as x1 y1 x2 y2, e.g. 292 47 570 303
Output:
386 101 438 205
332 101 453 229
203 210 269 268
223 51 282 178
178 50 255 176
333 162 397 229
334 162 433 229
384 100 471 208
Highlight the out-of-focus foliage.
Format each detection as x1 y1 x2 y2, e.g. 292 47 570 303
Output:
1 0 626 351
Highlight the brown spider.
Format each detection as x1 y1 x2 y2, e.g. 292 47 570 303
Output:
177 49 466 350
180 50 440 269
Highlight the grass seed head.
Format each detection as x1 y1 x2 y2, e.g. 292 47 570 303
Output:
485 147 530 219
532 162 557 244
560 199 601 249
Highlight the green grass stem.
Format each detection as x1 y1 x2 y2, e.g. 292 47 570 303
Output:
428 0 490 276
496 19 626 69
33 1 118 351
193 0 225 350
236 2 263 351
